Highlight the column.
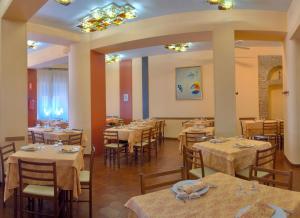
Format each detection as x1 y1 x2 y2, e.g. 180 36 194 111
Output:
142 57 149 119
0 20 27 147
284 38 300 164
213 26 237 136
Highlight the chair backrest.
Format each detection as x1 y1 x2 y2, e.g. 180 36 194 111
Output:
183 146 205 177
249 166 293 190
263 121 278 135
279 121 284 135
27 131 34 143
68 133 83 145
140 168 184 194
239 117 256 135
185 132 210 148
182 120 189 126
18 159 58 196
103 131 120 147
151 125 159 140
0 142 16 182
33 132 45 144
256 145 277 169
140 128 151 144
72 128 83 132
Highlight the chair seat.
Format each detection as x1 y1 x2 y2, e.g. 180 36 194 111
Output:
134 142 150 147
151 138 157 143
23 185 54 197
189 167 218 178
236 167 270 179
80 170 90 183
104 143 126 148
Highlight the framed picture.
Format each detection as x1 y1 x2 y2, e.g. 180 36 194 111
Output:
175 66 203 100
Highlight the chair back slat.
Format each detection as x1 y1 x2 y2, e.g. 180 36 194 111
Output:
28 131 34 143
239 117 256 135
104 131 119 145
0 142 16 181
183 146 205 178
33 132 45 144
69 133 82 145
250 166 293 190
140 128 151 144
140 168 184 194
279 121 284 135
256 146 276 168
185 132 211 148
263 121 278 135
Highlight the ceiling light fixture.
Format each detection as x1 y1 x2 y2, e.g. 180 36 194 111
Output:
77 3 137 33
207 0 234 10
165 43 192 52
27 40 39 49
55 0 72 6
105 54 121 64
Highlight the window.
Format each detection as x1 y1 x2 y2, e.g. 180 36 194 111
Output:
37 69 68 121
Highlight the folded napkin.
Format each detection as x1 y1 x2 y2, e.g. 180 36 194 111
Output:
240 202 275 218
209 137 228 144
179 181 207 194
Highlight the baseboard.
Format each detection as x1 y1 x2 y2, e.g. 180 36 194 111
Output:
283 153 300 167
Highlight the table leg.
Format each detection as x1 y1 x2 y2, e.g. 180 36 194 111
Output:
14 188 17 218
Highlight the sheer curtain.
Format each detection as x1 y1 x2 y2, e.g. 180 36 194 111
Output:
37 69 69 121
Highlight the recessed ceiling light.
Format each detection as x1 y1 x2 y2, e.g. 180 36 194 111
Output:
55 0 72 6
206 0 234 10
207 0 220 5
27 40 39 49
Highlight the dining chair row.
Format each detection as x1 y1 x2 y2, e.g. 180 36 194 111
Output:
28 131 83 145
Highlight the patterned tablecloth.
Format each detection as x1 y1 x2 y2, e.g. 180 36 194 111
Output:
183 119 214 129
28 127 87 147
4 145 84 201
242 120 282 138
126 173 300 218
193 138 272 175
106 126 151 153
177 127 214 152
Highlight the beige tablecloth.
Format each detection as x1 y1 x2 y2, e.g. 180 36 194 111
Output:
4 145 84 201
183 119 214 129
193 138 272 175
28 127 87 147
126 173 300 218
242 120 282 138
178 127 214 152
106 126 151 152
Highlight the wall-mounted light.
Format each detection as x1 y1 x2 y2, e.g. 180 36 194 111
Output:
282 91 289 96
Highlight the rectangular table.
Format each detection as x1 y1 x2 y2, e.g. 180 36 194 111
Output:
193 138 272 175
242 120 282 138
28 127 87 147
178 127 214 152
183 119 214 129
4 145 84 201
125 173 300 218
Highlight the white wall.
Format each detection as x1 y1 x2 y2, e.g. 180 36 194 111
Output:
132 58 143 120
105 62 120 117
149 50 215 118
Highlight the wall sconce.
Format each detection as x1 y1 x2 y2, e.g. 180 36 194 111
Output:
235 91 239 96
282 91 289 96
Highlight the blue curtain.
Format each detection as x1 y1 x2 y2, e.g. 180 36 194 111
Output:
37 69 69 121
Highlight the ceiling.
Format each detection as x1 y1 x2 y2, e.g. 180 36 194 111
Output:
110 40 282 59
30 0 292 32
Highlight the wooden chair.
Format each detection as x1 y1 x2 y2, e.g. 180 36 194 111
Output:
27 131 34 144
104 131 128 168
158 120 165 145
279 121 284 150
185 132 211 148
18 159 64 218
236 145 277 180
249 166 293 190
72 128 83 132
253 121 279 148
183 146 217 179
182 120 189 127
0 142 16 207
239 117 256 136
150 125 159 158
133 128 152 164
139 168 184 194
32 132 45 144
204 117 215 127
77 146 95 218
68 133 83 145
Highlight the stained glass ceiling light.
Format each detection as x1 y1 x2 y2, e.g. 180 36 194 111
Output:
207 0 220 5
55 0 72 6
77 3 137 33
106 54 121 64
27 40 38 49
164 43 192 52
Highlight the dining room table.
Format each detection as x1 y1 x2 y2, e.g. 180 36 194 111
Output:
28 127 87 147
125 172 300 218
242 119 283 138
182 119 214 129
4 144 84 202
105 124 152 153
192 137 272 176
177 126 214 152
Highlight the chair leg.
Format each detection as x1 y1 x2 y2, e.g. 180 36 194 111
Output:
14 189 18 218
117 150 120 169
89 187 92 218
104 148 107 166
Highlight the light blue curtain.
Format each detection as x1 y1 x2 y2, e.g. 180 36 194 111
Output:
37 69 69 121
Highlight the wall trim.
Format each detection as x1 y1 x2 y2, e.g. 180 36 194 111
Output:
283 153 300 167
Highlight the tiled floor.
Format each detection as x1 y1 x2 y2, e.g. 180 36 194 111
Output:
1 139 300 218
